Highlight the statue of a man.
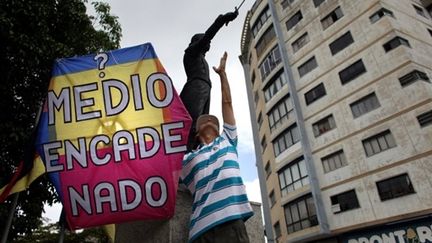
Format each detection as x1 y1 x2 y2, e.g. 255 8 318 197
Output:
180 11 238 151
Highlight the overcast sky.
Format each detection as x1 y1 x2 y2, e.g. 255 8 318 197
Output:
44 0 262 224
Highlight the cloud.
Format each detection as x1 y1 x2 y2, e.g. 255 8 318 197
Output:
244 178 262 203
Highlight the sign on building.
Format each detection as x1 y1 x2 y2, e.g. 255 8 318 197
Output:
343 216 432 243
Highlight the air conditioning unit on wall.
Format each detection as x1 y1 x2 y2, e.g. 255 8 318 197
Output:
331 204 341 213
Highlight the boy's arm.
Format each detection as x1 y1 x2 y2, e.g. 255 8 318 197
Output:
213 52 235 126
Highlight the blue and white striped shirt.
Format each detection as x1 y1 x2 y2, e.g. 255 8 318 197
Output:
181 123 254 242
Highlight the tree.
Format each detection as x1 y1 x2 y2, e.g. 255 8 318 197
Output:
13 219 109 243
0 0 122 241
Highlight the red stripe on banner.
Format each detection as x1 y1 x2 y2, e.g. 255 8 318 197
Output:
0 160 24 202
154 59 172 122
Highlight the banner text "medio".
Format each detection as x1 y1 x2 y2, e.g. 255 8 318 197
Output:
47 73 173 124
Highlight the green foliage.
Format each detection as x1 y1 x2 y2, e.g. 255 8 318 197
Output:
0 0 121 241
14 221 109 243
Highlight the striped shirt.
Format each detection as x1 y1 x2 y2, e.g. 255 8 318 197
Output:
181 123 254 242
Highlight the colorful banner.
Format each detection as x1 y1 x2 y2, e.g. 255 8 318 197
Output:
35 43 191 229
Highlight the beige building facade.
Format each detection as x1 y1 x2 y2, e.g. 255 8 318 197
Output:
240 0 432 242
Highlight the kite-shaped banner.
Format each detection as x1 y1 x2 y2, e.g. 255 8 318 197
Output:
35 43 191 229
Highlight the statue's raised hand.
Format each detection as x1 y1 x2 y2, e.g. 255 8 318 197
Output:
223 11 238 22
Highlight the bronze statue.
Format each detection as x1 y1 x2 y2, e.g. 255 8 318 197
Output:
180 11 238 151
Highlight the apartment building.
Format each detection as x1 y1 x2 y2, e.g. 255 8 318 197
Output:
239 0 432 242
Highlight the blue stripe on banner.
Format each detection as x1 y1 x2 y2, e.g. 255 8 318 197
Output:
51 43 157 77
35 111 64 200
192 176 243 211
182 146 237 186
189 211 254 243
190 194 250 228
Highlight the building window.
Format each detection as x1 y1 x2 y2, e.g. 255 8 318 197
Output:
264 72 287 102
377 174 415 201
265 161 272 178
256 26 276 58
261 136 267 151
274 221 282 239
254 90 260 106
298 56 318 77
268 95 293 132
278 157 308 196
273 124 300 156
321 6 344 30
370 8 394 23
339 59 367 85
284 194 318 234
362 130 396 157
413 5 427 18
329 31 354 55
259 46 282 80
313 0 326 8
305 83 326 105
286 10 303 31
383 36 411 52
251 72 256 85
321 150 347 173
330 190 360 213
269 190 276 207
281 0 296 9
399 70 430 86
251 6 272 37
350 93 380 118
250 0 262 13
312 115 336 137
257 112 263 129
417 110 432 127
292 32 310 53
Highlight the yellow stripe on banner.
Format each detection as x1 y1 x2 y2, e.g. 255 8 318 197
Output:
103 224 116 242
0 157 46 196
50 59 166 154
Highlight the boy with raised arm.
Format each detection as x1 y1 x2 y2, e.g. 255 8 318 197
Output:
181 52 253 243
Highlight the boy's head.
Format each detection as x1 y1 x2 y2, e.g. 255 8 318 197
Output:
196 114 219 144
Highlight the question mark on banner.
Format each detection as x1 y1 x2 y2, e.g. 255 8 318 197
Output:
94 53 109 78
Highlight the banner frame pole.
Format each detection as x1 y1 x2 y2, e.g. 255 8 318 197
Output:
58 219 65 243
1 192 20 243
1 102 43 243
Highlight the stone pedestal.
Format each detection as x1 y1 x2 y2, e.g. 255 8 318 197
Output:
115 187 265 243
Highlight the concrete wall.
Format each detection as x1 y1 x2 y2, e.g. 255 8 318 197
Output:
115 189 265 243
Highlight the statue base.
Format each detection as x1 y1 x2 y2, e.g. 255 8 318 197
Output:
115 186 264 243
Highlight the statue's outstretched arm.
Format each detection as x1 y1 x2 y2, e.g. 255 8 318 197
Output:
186 11 238 54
